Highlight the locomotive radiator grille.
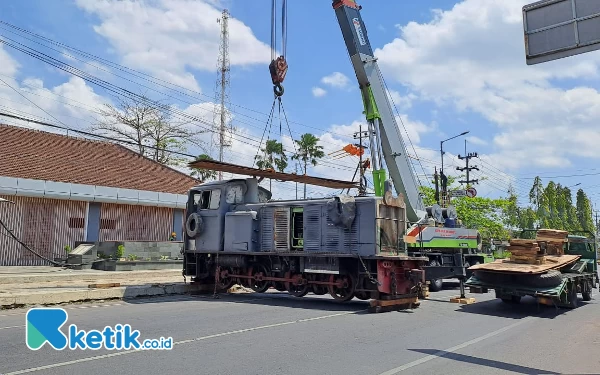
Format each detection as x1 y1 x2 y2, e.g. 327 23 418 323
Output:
274 207 290 252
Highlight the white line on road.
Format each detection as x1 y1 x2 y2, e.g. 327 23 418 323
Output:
0 325 22 330
378 317 534 375
3 310 359 375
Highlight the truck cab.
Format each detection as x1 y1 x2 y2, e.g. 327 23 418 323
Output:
565 234 598 284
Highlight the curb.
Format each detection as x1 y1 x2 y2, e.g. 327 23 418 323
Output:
0 283 213 309
0 269 184 285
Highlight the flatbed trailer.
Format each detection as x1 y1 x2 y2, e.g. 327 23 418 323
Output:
465 269 595 309
465 230 599 309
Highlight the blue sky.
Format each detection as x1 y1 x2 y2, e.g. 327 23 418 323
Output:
1 0 600 209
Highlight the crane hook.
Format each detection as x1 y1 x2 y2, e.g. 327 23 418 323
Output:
273 82 284 97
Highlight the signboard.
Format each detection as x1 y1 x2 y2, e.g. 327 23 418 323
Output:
523 0 600 65
448 188 477 198
448 190 466 197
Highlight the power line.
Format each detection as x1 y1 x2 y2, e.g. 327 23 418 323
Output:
0 20 359 142
0 37 362 175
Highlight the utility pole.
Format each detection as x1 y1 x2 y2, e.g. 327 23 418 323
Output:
214 9 231 180
353 126 371 196
457 141 479 187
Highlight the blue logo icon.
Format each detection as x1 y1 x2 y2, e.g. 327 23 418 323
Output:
26 308 68 350
26 307 172 351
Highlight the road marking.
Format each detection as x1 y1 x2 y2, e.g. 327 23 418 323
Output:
3 310 359 374
0 325 22 330
378 317 534 375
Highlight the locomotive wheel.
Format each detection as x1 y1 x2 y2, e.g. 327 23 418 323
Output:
216 267 236 291
248 264 271 293
328 274 356 302
285 272 309 297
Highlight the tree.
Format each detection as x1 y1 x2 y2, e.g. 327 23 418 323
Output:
291 133 325 199
92 95 205 167
576 189 595 233
190 154 217 182
254 139 287 191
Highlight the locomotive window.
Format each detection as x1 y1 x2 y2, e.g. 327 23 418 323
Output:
199 191 211 209
192 189 221 210
209 189 221 209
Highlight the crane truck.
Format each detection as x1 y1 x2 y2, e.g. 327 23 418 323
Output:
182 0 483 305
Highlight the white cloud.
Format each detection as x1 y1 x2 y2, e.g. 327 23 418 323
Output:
321 72 350 88
387 89 416 110
75 0 271 92
466 135 487 146
312 87 327 97
396 114 435 145
374 0 600 172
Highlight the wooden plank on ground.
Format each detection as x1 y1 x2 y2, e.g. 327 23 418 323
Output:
88 283 121 289
468 254 580 274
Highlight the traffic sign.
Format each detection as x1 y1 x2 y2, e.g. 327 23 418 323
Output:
523 0 600 65
466 187 477 198
448 190 467 197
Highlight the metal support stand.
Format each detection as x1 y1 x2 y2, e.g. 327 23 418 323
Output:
459 278 466 299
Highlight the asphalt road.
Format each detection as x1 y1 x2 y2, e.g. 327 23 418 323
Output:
1 285 599 375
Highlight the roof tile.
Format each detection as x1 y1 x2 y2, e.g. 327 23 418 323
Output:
0 124 199 195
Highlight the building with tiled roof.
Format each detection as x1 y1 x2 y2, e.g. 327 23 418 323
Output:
0 124 200 266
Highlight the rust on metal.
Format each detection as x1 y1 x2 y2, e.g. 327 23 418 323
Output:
188 159 359 189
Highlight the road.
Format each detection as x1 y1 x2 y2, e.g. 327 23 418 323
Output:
1 285 599 375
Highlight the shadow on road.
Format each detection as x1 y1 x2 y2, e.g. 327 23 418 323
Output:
408 348 561 374
122 290 374 314
455 296 591 319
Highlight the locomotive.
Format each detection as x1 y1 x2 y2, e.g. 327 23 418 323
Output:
182 177 427 302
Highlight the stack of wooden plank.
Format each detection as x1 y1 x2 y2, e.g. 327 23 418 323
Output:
536 229 568 256
507 238 545 265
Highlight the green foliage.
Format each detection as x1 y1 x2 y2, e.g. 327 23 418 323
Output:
190 154 218 182
418 174 596 242
127 254 138 261
64 245 71 254
116 245 125 259
291 133 325 172
576 188 595 233
255 139 288 172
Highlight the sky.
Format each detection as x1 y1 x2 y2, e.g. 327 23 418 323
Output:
1 0 600 211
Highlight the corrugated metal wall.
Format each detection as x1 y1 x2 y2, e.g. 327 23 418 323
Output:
0 195 180 266
99 203 174 242
0 195 86 266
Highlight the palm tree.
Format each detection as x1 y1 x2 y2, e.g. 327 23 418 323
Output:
254 139 287 190
291 133 325 198
190 154 217 182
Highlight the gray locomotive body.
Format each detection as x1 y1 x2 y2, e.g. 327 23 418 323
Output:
182 178 427 302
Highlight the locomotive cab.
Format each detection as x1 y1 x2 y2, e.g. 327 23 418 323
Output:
184 178 271 252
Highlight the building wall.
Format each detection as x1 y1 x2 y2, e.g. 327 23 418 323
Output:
98 203 174 242
0 195 86 266
0 195 186 266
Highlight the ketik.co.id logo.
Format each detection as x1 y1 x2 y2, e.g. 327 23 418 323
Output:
26 307 172 350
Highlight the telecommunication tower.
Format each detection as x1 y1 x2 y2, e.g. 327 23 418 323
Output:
214 9 232 180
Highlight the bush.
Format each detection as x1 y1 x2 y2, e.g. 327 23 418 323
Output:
116 245 125 259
